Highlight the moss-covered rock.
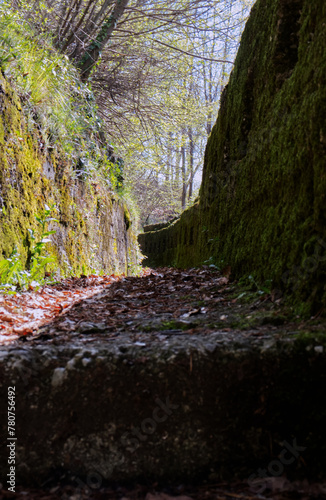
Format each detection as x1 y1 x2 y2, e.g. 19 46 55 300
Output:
139 0 326 310
0 72 139 276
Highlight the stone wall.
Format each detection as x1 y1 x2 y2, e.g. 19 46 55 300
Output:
0 72 139 276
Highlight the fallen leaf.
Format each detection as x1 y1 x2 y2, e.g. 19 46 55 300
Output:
180 308 201 318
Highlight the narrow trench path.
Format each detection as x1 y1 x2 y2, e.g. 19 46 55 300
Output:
1 267 326 499
12 266 325 346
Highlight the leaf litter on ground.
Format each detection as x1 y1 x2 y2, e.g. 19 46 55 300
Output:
2 266 323 347
6 265 319 347
0 271 152 344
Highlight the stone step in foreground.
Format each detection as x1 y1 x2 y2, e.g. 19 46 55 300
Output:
0 329 326 491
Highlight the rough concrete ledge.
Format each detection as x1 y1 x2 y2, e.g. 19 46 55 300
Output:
0 332 326 488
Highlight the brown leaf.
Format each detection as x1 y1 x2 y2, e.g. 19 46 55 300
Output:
222 265 232 278
181 308 201 318
145 494 194 500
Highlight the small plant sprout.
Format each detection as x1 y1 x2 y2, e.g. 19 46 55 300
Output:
0 204 59 292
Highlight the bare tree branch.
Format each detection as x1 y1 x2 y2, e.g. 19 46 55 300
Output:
152 39 235 64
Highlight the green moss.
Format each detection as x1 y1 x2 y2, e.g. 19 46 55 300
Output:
291 332 326 355
124 205 131 230
0 118 4 145
0 71 140 277
159 320 186 331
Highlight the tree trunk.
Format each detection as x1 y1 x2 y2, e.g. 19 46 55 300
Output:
181 143 187 210
188 127 194 200
77 0 129 81
60 0 95 54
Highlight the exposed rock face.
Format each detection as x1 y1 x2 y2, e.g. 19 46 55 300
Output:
0 72 139 276
139 0 326 310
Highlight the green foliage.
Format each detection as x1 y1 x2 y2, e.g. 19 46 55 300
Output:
203 255 223 270
0 249 24 293
92 0 253 225
0 205 58 293
0 7 80 153
232 275 274 303
0 0 254 222
0 3 122 190
247 275 272 295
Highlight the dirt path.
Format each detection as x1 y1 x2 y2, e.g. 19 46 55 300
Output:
16 267 324 346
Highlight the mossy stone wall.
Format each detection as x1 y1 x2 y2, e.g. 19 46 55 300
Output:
139 0 326 309
0 72 139 276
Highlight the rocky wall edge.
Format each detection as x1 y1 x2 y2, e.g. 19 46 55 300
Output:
0 71 139 276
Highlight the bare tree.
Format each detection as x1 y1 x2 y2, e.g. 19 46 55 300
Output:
15 0 253 223
77 0 130 81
